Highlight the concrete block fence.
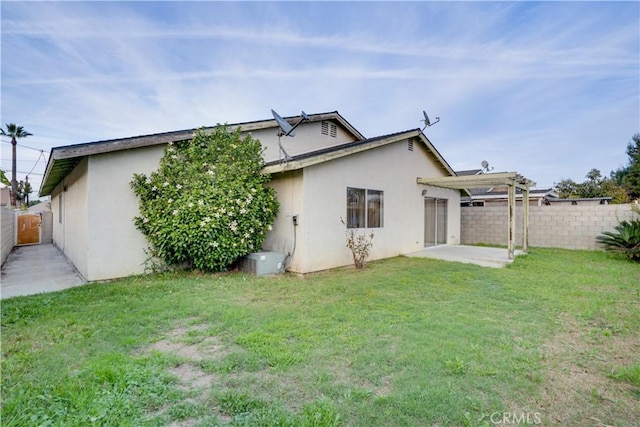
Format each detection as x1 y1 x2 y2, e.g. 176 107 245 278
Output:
461 203 636 250
1 207 15 265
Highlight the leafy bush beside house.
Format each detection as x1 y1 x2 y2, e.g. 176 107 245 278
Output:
131 126 279 272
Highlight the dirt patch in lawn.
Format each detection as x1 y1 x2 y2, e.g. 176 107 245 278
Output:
142 322 231 425
501 313 640 426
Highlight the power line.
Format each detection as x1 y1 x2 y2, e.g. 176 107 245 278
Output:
26 151 46 177
14 170 44 176
0 139 47 153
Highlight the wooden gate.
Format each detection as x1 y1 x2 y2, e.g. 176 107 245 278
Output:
17 213 41 245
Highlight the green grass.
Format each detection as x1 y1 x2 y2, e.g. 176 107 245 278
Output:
2 248 639 426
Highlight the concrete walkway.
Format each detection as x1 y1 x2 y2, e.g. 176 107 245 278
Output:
1 244 86 299
406 245 523 268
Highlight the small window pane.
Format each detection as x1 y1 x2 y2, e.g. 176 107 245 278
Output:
367 190 383 228
347 187 365 228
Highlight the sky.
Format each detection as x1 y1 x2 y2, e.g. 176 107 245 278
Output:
1 1 638 197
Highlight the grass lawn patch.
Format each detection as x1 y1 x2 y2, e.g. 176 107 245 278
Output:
2 248 639 426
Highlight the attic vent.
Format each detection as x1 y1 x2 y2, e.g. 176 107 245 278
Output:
408 140 414 151
321 121 337 138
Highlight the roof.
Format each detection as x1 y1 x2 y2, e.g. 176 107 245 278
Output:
417 172 535 190
39 111 364 196
544 196 611 203
456 169 482 176
262 128 457 177
465 187 556 199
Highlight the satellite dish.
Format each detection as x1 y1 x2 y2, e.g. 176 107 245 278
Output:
272 109 295 137
421 110 440 130
271 109 311 137
480 160 494 173
271 109 312 162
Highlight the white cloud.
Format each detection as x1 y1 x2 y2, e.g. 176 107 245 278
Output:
1 1 638 196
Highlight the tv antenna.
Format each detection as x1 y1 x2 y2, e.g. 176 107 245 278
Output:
421 110 440 131
271 109 310 161
480 160 494 173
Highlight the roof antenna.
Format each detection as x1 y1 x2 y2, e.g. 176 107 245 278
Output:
271 109 310 161
421 110 440 131
480 160 494 173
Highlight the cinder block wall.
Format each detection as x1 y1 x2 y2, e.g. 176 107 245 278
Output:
1 207 15 265
461 204 636 250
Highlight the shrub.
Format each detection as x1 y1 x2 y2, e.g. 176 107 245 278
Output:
341 218 374 269
130 125 279 272
596 205 640 262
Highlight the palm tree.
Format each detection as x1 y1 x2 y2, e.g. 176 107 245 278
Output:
1 123 32 207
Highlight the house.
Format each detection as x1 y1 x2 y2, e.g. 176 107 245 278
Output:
541 196 611 205
39 111 463 281
457 169 555 206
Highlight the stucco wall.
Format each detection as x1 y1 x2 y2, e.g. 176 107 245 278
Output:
86 145 164 281
461 203 636 250
249 120 358 164
263 170 304 271
51 158 89 278
1 207 15 265
271 138 460 273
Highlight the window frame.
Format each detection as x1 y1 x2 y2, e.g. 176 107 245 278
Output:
346 187 384 229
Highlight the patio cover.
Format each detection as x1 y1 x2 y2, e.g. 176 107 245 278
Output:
417 172 536 259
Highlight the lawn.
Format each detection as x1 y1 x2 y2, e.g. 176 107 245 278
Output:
1 248 639 426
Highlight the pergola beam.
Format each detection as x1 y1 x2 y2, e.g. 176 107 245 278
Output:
417 172 536 259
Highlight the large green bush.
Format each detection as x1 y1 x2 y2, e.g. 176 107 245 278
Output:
131 125 279 272
596 205 640 262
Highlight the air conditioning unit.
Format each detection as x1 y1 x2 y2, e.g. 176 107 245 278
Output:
238 252 286 276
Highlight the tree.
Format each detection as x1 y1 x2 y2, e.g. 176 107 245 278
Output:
15 179 33 207
131 125 279 272
621 133 640 200
554 168 629 203
1 123 32 207
0 169 10 186
611 134 640 200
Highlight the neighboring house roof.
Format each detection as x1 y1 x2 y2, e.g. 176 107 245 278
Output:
263 128 457 177
543 196 611 204
456 169 482 176
39 112 364 196
464 187 557 200
454 169 550 201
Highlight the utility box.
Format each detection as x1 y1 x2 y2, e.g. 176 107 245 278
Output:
238 252 286 276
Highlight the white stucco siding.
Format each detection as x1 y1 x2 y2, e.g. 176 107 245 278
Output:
262 170 306 271
293 139 460 273
86 145 164 281
51 158 89 279
248 121 359 164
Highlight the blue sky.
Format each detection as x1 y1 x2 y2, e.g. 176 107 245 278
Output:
1 1 638 196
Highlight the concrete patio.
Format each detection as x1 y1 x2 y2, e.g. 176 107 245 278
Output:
1 244 86 299
406 245 524 268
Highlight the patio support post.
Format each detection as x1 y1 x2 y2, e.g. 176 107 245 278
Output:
507 182 516 259
523 187 530 253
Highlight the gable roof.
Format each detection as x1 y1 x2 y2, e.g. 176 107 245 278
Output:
262 128 457 177
39 111 364 196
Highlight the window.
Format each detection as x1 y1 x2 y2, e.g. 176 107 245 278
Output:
347 187 383 228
